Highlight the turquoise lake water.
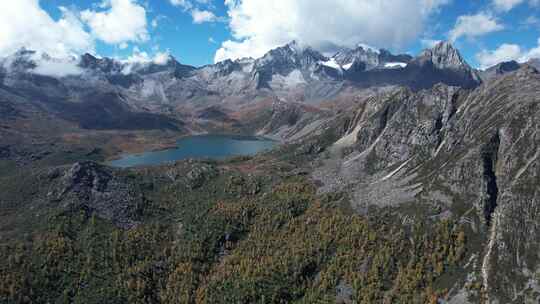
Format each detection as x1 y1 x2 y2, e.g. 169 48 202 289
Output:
109 134 277 168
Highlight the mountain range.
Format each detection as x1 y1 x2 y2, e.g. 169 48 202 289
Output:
0 42 481 105
1 40 540 303
0 41 513 135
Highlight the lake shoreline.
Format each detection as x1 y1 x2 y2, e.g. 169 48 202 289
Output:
107 134 278 168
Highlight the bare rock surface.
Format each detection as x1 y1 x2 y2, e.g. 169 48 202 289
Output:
311 66 540 303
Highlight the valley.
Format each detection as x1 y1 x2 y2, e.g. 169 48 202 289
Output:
1 40 540 303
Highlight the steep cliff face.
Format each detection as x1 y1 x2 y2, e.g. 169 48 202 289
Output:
308 65 540 303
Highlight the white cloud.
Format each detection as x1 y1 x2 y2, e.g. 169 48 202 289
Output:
476 44 522 68
492 0 539 11
214 0 450 63
32 56 84 78
476 38 540 69
524 38 540 60
121 47 172 71
170 0 193 9
191 9 218 23
493 0 524 11
0 1 93 57
81 0 149 45
522 15 540 29
449 12 504 42
1 51 84 78
171 0 223 24
170 0 213 10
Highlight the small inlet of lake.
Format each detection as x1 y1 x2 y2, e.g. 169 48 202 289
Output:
109 134 277 168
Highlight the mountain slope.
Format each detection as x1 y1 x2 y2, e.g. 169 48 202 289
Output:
478 60 521 82
0 52 539 303
309 65 540 303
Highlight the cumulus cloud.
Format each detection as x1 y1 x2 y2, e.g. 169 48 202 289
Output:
493 0 525 11
120 47 172 74
214 0 450 63
170 0 193 9
476 44 523 68
0 1 93 57
492 0 540 11
170 0 213 9
0 51 84 78
522 15 540 29
170 0 223 24
32 56 84 77
476 38 540 69
524 38 540 60
191 9 218 24
81 0 149 45
449 12 504 42
0 1 162 76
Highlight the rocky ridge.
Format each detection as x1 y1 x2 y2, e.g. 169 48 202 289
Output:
0 41 481 112
304 65 540 303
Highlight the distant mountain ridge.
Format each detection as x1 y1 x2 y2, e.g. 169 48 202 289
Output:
0 41 531 134
1 41 482 102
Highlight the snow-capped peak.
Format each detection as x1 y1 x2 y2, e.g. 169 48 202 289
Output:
357 43 380 54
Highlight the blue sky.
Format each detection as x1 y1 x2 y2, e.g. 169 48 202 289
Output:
39 0 232 66
2 0 540 68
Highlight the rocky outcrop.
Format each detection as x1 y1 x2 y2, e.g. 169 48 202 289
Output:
163 160 218 189
258 98 332 141
414 41 470 70
311 65 540 303
50 161 145 229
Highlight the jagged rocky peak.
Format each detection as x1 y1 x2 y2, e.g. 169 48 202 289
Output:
333 45 380 70
205 58 242 76
417 41 469 70
79 52 195 78
203 56 255 76
79 53 123 74
134 55 196 77
331 44 412 71
256 40 327 68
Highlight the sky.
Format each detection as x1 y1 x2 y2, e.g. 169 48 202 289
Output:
0 0 539 69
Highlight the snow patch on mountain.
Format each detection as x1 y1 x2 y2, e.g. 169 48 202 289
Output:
320 58 341 70
384 62 407 68
343 63 354 70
